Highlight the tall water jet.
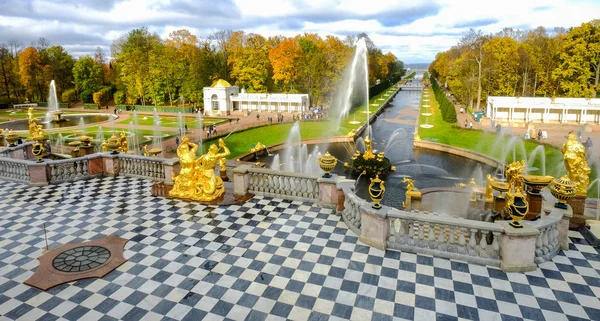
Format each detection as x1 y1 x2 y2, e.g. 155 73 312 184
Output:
133 110 139 126
282 122 301 172
270 154 281 171
54 133 64 153
48 80 58 113
196 111 203 154
95 126 104 142
177 112 184 135
152 108 162 150
329 38 370 138
78 117 86 136
128 122 138 153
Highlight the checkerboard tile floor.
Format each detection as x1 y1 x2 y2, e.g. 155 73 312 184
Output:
0 176 599 321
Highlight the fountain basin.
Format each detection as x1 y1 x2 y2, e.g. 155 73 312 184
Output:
1 114 116 131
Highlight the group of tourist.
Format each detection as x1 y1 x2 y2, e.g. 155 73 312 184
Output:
205 123 218 137
524 129 548 140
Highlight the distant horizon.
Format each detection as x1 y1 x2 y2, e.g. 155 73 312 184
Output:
1 0 599 63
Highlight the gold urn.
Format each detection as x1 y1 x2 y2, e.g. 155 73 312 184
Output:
318 151 337 178
507 191 528 228
369 175 386 209
549 176 577 209
79 135 93 147
106 133 121 154
522 175 554 195
490 180 510 199
5 130 19 147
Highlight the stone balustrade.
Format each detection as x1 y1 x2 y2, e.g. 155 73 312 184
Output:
338 184 570 272
340 185 366 235
47 157 92 183
0 158 31 184
246 167 320 202
387 210 503 266
119 154 166 180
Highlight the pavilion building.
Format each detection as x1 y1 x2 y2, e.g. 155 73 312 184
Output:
203 79 309 116
486 96 600 124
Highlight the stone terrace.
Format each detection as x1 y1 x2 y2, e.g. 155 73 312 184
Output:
0 176 599 321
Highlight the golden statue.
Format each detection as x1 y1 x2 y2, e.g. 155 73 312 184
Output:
250 142 265 153
101 140 108 152
485 174 494 202
562 132 590 195
402 177 417 193
119 131 128 153
363 136 375 160
27 108 44 139
169 137 231 202
402 177 421 210
505 160 526 195
468 178 477 187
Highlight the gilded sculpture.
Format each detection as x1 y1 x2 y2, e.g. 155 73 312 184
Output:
562 132 590 195
169 136 231 202
505 160 526 196
119 131 128 153
485 174 494 202
401 177 421 209
362 136 375 160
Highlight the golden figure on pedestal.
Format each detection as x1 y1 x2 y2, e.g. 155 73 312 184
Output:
562 132 590 195
169 136 231 202
485 174 494 202
119 131 128 153
362 136 375 160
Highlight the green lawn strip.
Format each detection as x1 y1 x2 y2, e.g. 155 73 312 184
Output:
116 115 227 128
418 88 598 196
201 121 332 158
0 110 82 119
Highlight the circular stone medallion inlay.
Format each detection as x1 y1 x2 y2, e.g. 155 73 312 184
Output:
52 246 111 272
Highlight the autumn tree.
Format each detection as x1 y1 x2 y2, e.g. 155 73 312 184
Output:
269 37 301 92
553 20 600 97
459 30 488 110
228 31 271 92
483 37 520 96
18 46 43 101
41 46 75 96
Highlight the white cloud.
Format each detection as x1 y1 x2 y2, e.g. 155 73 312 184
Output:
0 0 598 63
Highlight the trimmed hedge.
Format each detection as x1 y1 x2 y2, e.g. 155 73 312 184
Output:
115 105 194 113
83 103 100 110
36 102 69 108
369 73 403 98
430 75 457 123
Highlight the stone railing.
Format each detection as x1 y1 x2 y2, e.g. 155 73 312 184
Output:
338 184 573 272
119 154 166 180
246 167 320 202
387 210 503 266
0 158 31 184
47 157 92 183
340 185 366 235
529 211 564 264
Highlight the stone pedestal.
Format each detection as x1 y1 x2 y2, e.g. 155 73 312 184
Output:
359 205 388 250
162 158 180 185
88 155 104 175
78 146 94 157
493 196 506 213
102 154 120 176
8 148 25 160
497 221 539 272
567 195 587 229
233 165 252 197
526 191 543 220
28 163 49 186
317 175 342 208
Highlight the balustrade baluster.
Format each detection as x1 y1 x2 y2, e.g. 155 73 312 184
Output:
479 233 487 250
491 232 500 253
469 229 477 249
448 227 455 244
459 227 466 246
418 222 425 240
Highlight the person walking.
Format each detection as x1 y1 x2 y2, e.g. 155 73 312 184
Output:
469 121 472 129
175 136 180 147
464 119 468 128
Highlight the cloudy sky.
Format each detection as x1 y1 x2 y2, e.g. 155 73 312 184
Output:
0 0 598 63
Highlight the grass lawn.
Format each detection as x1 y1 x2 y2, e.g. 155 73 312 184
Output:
418 87 598 196
117 115 228 128
202 121 332 158
0 109 81 120
201 82 403 158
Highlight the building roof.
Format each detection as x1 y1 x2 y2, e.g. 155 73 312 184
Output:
211 79 232 88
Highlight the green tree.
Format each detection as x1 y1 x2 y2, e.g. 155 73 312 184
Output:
41 46 75 96
72 56 103 100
